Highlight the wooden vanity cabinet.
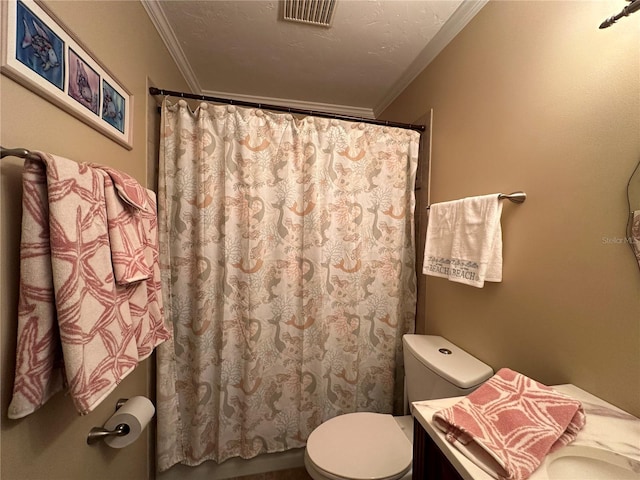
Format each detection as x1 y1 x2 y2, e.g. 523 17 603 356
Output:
412 417 464 480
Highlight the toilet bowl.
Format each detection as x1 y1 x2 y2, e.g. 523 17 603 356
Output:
304 335 494 480
304 413 413 480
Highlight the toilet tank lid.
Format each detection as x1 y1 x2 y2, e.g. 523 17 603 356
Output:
403 335 494 389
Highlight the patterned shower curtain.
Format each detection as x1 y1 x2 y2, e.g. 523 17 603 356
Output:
156 98 419 471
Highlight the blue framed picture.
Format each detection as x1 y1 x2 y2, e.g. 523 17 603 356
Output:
1 0 133 149
15 0 64 90
102 80 125 133
68 48 100 115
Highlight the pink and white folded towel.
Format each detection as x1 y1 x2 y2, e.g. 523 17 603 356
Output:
91 163 153 286
432 368 586 480
90 164 169 359
8 153 171 419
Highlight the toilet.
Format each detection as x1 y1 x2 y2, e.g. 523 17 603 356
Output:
304 334 494 480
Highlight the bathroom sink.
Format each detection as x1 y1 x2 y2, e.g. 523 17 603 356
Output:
545 445 640 479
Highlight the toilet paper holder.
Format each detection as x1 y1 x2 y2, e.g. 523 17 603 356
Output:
87 398 129 445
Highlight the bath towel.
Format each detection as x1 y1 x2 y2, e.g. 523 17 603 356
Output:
90 164 170 359
432 368 586 480
422 194 503 287
91 164 152 285
8 153 171 419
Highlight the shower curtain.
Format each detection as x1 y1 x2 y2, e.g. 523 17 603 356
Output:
156 98 420 471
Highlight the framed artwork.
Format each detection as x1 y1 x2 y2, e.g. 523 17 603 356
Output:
1 0 133 149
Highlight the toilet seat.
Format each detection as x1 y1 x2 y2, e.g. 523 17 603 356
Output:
305 412 412 480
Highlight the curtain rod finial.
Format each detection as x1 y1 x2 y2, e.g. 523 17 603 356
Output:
599 17 614 28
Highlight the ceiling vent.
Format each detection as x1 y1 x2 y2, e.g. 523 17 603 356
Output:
283 0 337 27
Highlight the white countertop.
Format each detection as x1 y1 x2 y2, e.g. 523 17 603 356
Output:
412 384 640 480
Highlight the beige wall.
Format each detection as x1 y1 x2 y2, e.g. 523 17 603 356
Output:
2 1 638 478
383 0 640 417
0 1 188 479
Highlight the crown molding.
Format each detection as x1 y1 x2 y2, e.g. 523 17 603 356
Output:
200 89 376 120
142 0 373 118
141 0 201 94
142 0 484 120
373 0 488 117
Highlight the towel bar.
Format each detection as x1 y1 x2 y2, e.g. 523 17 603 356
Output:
426 191 527 210
498 191 527 204
0 146 40 161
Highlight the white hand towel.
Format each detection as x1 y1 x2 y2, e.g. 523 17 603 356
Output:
423 194 503 288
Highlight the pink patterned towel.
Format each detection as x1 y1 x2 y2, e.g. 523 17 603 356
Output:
432 368 586 480
89 164 152 285
91 164 170 360
8 153 171 419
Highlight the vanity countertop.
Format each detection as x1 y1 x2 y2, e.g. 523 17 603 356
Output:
412 384 640 480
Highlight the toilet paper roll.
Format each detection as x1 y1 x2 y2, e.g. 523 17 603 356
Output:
103 396 155 448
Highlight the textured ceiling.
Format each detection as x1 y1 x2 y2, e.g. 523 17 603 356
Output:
143 0 487 117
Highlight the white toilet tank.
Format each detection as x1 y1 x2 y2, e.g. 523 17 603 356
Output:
403 334 493 405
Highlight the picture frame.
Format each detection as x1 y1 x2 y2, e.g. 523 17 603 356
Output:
1 0 133 150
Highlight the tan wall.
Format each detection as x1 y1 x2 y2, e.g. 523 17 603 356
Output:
383 0 640 417
0 1 187 479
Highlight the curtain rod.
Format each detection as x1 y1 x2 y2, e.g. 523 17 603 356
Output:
149 87 425 133
600 0 640 28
